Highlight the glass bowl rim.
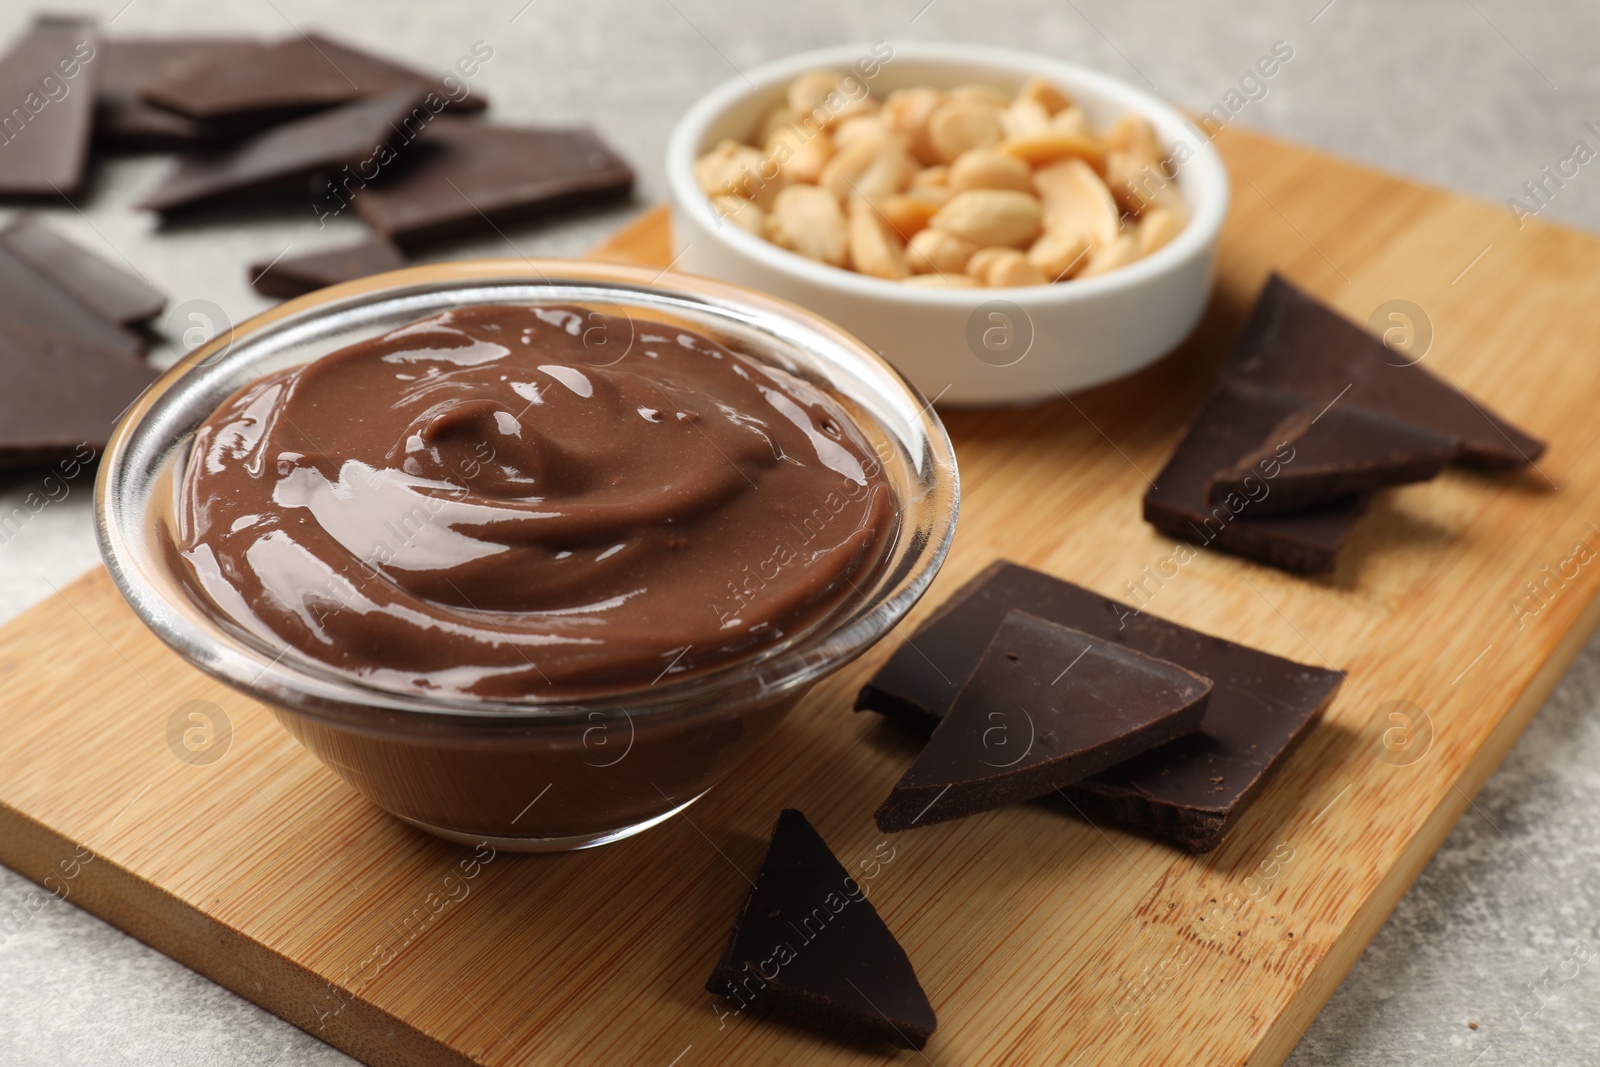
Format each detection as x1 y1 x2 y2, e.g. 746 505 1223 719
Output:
94 258 960 727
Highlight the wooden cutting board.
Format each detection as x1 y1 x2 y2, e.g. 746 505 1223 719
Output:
4 122 1599 1067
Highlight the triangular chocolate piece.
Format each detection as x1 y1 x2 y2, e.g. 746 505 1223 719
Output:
1229 274 1544 469
874 612 1210 832
1205 385 1458 515
706 809 936 1049
0 216 166 327
138 87 427 214
856 562 1344 851
1144 382 1370 575
250 234 406 299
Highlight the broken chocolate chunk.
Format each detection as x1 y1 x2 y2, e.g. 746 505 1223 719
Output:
0 321 158 467
856 562 1344 851
249 234 406 299
1145 382 1370 575
354 118 634 248
874 611 1211 832
0 215 165 326
706 809 936 1049
1205 387 1458 515
1230 274 1544 469
0 243 144 357
139 32 485 127
94 38 266 149
138 87 427 214
0 16 98 197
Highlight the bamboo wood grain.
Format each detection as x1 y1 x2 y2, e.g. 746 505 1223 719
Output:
2 123 1597 1066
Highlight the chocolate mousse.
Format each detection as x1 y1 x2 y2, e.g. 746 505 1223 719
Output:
175 303 898 698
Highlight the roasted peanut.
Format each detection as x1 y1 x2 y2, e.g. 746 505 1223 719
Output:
766 126 834 186
1016 76 1073 115
1000 130 1107 172
848 200 911 280
1137 205 1188 255
695 139 771 199
964 246 1012 281
1000 97 1053 140
1108 114 1163 164
1033 159 1121 248
901 273 980 288
928 99 1005 164
882 86 945 165
710 194 766 236
906 227 977 274
977 248 1049 287
767 184 849 266
758 105 797 147
948 83 1012 109
819 136 917 202
787 69 876 128
1049 106 1094 140
873 193 942 237
1027 228 1090 279
911 165 950 190
833 115 887 151
930 189 1043 248
1105 149 1182 214
949 148 1034 192
1078 231 1141 277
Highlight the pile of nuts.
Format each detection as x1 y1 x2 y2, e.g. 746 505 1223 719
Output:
693 69 1189 289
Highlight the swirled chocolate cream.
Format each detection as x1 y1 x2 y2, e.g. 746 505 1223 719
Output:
176 304 897 698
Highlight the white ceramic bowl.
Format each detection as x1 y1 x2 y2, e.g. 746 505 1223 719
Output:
666 42 1230 407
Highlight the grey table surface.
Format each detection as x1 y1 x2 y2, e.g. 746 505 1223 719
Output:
0 0 1597 1063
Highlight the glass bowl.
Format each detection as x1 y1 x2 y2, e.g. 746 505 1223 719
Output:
95 260 959 851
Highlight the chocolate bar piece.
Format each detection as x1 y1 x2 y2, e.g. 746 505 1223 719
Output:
706 809 937 1049
1205 390 1458 515
856 562 1344 851
0 216 164 326
1231 274 1544 469
138 87 426 214
249 234 405 299
140 33 485 126
0 16 98 197
355 119 634 248
95 38 265 149
0 321 158 467
0 244 144 357
874 612 1211 832
1145 383 1370 575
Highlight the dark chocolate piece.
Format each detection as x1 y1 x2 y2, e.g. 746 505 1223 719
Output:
0 216 165 325
140 33 485 125
0 244 144 357
706 809 936 1049
874 612 1211 833
355 118 634 248
0 16 98 197
0 321 157 467
1145 382 1370 575
1230 274 1545 469
855 561 1344 851
249 234 405 299
95 38 265 149
138 87 426 214
1204 386 1459 515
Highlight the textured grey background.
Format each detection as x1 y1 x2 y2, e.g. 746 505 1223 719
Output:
1 0 1597 1064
